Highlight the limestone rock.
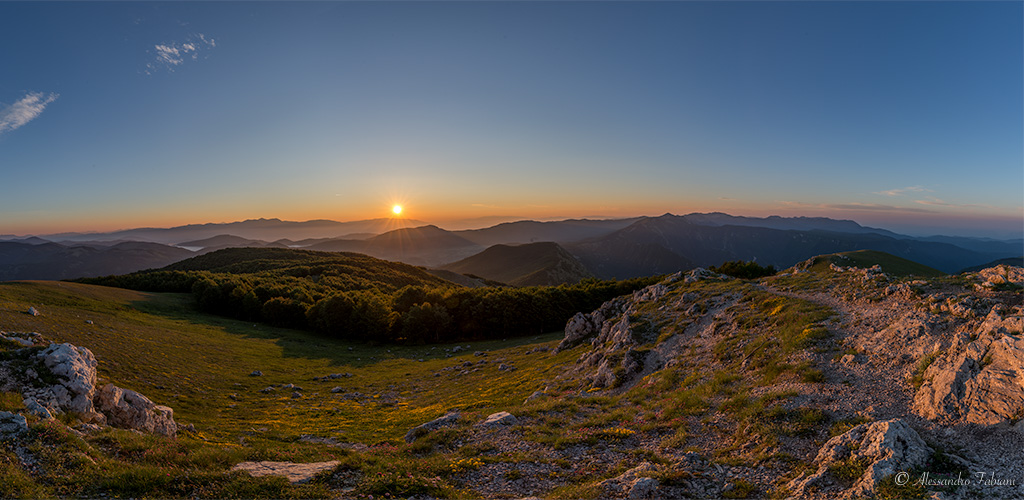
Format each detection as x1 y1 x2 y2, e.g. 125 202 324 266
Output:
786 419 931 499
914 307 1024 426
556 312 597 353
404 411 459 443
23 397 53 420
476 411 518 427
37 343 99 414
232 460 340 484
600 462 660 499
0 411 28 437
95 384 176 437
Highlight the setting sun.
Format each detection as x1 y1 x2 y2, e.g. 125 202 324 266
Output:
392 205 403 215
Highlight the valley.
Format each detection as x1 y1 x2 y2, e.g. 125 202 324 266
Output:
1 252 1021 498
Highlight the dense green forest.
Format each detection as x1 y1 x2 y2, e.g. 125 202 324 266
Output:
79 248 657 343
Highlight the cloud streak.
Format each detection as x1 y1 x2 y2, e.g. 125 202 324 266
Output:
780 201 935 214
146 33 216 74
875 185 931 197
0 92 59 135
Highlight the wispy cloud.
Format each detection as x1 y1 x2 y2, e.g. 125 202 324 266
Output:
875 185 931 197
0 92 59 135
914 198 990 209
780 201 935 214
146 33 216 74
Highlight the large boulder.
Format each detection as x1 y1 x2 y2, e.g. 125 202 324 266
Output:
95 384 176 437
787 419 932 499
914 306 1024 426
36 343 98 415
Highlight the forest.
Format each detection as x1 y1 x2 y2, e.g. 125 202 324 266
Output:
79 248 657 344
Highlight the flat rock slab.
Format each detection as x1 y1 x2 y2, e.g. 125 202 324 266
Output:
231 460 340 483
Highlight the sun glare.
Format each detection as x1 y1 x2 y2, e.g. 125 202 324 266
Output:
392 205 403 215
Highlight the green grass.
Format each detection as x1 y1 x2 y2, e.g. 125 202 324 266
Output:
798 250 945 278
0 280 576 498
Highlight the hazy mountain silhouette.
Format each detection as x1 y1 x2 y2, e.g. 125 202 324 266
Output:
0 241 193 281
454 218 642 247
307 225 483 267
440 242 593 286
42 218 428 245
568 214 1011 277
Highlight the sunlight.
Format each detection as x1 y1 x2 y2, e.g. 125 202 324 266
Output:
392 205 403 215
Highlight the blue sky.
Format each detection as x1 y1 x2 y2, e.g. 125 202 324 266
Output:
1 1 1021 238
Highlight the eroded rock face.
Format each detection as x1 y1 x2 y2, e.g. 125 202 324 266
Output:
787 419 932 499
37 343 98 415
914 306 1024 426
95 384 177 438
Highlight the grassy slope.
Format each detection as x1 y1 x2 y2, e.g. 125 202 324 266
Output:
799 249 945 277
0 281 571 446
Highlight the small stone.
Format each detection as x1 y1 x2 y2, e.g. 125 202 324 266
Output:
27 307 39 316
291 392 302 399
250 370 263 377
476 411 518 427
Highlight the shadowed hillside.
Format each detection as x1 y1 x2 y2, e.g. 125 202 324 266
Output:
440 242 593 286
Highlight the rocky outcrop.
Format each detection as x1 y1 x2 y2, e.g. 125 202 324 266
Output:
914 305 1024 426
975 265 1024 289
404 411 460 443
786 419 932 499
95 384 177 437
599 462 660 499
232 460 341 484
1 342 176 437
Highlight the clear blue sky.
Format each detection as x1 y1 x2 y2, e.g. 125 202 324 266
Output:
1 1 1021 238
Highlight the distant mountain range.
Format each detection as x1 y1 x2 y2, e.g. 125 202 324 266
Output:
0 241 193 281
2 213 1020 282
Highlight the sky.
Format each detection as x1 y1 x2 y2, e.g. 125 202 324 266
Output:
1 1 1021 238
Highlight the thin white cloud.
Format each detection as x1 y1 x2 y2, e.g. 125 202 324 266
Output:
779 201 935 214
146 33 216 74
875 185 931 197
914 198 990 209
0 92 59 135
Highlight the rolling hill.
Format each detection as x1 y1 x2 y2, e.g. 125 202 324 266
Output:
306 225 483 267
793 249 946 277
0 241 194 281
439 242 593 286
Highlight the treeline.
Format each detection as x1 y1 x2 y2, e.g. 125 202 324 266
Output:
79 248 657 344
710 260 777 279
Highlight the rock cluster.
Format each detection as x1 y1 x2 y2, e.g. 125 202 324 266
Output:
787 419 932 499
0 342 177 437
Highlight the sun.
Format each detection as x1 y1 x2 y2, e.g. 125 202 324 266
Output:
392 205 403 215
